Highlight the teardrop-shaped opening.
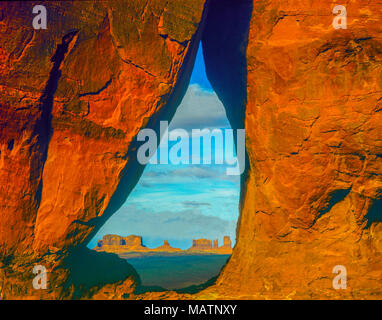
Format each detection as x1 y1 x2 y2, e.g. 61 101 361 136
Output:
88 43 241 293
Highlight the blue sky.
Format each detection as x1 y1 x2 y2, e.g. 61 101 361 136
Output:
189 45 213 91
88 44 240 250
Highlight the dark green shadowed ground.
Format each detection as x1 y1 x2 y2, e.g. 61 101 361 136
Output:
127 254 230 291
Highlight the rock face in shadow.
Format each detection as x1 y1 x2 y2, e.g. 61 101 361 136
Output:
1 0 382 300
0 0 207 299
200 0 382 299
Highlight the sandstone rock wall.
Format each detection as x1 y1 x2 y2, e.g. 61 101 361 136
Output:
0 0 207 299
189 237 232 254
0 0 382 300
200 0 382 299
95 235 181 254
222 236 231 248
191 238 213 250
97 235 143 248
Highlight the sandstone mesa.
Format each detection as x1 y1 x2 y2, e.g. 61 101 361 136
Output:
94 234 233 256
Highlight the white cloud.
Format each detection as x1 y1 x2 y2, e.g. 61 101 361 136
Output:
144 165 239 184
95 204 237 246
169 84 231 131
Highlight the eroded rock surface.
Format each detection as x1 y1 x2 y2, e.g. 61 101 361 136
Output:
94 235 182 254
200 0 382 299
0 0 207 299
0 0 381 300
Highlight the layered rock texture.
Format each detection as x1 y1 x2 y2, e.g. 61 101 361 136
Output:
191 239 213 251
94 235 181 254
200 0 382 299
95 235 148 252
189 237 232 254
94 234 231 256
0 0 207 299
0 0 381 299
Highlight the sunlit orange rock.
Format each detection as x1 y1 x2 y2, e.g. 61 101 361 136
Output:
188 237 232 254
0 0 207 299
93 234 230 255
95 235 148 253
154 240 182 253
199 0 382 299
94 235 182 254
0 0 381 300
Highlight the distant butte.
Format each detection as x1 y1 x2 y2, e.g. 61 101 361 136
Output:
94 234 232 256
188 236 232 254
